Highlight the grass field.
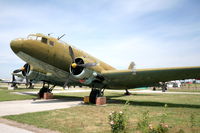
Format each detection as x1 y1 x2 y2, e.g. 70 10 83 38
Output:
0 87 37 101
3 91 200 133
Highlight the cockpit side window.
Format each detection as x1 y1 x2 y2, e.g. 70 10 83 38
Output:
41 37 48 44
49 41 55 46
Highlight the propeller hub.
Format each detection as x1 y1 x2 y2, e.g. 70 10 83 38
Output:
21 67 25 71
71 63 77 68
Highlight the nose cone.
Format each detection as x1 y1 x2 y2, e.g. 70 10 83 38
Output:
10 40 22 53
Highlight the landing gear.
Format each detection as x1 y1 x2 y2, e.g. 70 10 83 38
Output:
8 84 18 90
38 82 55 99
27 82 34 89
161 83 167 92
124 89 131 95
89 88 104 104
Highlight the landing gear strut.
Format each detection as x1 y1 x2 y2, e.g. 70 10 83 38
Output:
89 88 104 104
27 82 34 89
161 83 167 92
124 89 131 95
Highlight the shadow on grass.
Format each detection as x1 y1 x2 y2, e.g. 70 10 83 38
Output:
105 93 158 97
107 98 200 109
54 94 200 109
16 90 200 109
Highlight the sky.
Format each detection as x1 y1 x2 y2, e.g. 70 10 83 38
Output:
0 0 200 79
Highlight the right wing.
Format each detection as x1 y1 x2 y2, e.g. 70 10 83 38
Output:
101 66 200 89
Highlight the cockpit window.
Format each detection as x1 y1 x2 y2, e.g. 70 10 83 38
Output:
41 37 48 44
28 35 37 40
36 36 42 41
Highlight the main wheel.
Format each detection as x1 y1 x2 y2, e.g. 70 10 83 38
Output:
38 86 49 98
162 87 166 92
89 89 100 104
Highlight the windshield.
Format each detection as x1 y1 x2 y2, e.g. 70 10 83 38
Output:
27 35 37 40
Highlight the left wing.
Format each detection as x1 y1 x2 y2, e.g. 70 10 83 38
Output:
101 66 200 89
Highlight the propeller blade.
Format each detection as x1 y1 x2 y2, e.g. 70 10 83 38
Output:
13 69 22 73
25 75 29 87
69 46 75 63
78 63 97 68
12 75 16 82
64 80 69 88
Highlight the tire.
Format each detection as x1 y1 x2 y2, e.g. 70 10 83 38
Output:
38 87 48 98
162 87 166 92
89 89 100 104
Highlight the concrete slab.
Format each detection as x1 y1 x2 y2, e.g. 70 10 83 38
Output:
0 99 82 117
0 123 33 133
0 118 59 133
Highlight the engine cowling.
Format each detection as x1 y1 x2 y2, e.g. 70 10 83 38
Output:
69 57 98 84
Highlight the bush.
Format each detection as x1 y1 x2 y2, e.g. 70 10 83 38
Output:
137 111 169 133
137 111 150 133
109 111 127 133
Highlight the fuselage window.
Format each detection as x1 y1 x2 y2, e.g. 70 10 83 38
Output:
41 37 48 44
49 41 55 46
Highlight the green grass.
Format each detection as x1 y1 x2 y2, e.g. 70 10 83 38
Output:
3 91 200 133
168 88 200 92
0 87 37 101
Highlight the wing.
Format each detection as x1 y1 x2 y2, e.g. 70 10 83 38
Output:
101 66 200 89
0 80 27 84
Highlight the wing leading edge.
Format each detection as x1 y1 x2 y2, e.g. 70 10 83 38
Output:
101 66 200 89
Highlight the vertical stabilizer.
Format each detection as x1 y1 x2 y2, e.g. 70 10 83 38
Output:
128 62 135 70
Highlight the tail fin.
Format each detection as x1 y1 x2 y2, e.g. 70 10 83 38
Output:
128 62 135 70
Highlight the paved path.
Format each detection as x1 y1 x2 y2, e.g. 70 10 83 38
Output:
0 123 33 133
0 118 59 133
0 99 82 116
0 99 81 132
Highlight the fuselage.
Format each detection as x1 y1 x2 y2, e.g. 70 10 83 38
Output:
10 33 115 74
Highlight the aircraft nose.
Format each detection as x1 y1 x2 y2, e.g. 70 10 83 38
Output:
10 39 22 53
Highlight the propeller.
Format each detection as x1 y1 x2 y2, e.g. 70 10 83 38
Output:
69 46 97 68
63 46 97 88
69 46 75 63
12 63 30 87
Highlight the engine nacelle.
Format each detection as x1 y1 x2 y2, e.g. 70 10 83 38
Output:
27 70 47 81
70 57 100 84
72 68 95 79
